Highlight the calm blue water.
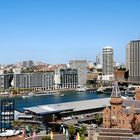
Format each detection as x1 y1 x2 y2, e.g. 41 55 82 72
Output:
1 91 110 110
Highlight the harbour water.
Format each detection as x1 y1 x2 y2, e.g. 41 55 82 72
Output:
1 91 110 110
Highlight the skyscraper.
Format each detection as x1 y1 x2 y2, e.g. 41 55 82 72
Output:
96 53 102 65
126 40 140 83
102 46 114 80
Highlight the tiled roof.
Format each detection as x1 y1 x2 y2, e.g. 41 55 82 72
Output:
122 100 140 108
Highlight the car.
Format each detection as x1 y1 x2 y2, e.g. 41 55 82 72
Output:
91 124 97 128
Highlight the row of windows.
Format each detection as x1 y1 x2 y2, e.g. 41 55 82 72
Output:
104 118 127 125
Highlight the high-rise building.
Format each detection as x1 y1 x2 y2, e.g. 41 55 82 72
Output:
96 53 102 65
96 53 102 69
102 47 114 81
126 40 140 83
0 98 15 132
69 60 88 85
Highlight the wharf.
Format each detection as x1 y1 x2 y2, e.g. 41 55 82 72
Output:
24 98 110 115
86 88 98 91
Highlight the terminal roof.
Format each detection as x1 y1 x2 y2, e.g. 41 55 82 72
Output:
24 98 110 115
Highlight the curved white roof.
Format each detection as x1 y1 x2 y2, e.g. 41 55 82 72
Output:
104 46 112 49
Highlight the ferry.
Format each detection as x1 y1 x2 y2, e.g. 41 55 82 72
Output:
96 86 105 94
22 92 34 99
52 91 64 96
75 85 87 92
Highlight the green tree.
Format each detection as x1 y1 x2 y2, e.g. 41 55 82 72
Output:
79 126 86 136
95 114 102 126
68 125 76 140
134 122 140 134
79 126 86 140
11 120 22 129
130 115 136 132
12 89 18 95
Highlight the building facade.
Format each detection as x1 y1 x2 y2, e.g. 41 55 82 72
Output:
0 70 78 91
22 60 34 68
60 68 78 89
103 82 140 129
69 60 88 85
126 40 140 83
0 98 15 132
102 47 114 81
13 72 54 91
0 74 13 90
102 46 114 75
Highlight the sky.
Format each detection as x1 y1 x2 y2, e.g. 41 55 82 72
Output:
0 0 140 65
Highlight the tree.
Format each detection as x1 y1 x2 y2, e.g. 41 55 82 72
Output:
95 114 102 126
134 122 140 134
130 115 137 132
12 89 18 95
11 120 22 129
68 125 76 140
79 126 86 140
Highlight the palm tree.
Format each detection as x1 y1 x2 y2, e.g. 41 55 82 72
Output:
79 126 86 140
68 125 76 140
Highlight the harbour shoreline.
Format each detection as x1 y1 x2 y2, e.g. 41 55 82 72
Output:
0 87 98 98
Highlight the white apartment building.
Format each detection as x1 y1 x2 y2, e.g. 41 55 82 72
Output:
102 46 114 81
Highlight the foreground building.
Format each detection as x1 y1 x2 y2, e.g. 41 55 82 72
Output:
103 82 140 129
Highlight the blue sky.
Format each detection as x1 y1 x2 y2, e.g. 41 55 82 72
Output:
0 0 140 64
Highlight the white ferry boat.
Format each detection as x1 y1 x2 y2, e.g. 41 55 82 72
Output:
75 85 87 92
22 92 34 99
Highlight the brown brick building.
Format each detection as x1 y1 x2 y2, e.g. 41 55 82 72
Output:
103 82 140 129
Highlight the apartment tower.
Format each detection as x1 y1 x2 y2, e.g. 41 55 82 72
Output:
102 46 114 80
126 40 140 83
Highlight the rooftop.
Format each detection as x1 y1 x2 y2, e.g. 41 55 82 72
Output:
24 98 110 115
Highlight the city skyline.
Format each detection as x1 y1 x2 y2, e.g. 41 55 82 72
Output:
1 0 140 64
